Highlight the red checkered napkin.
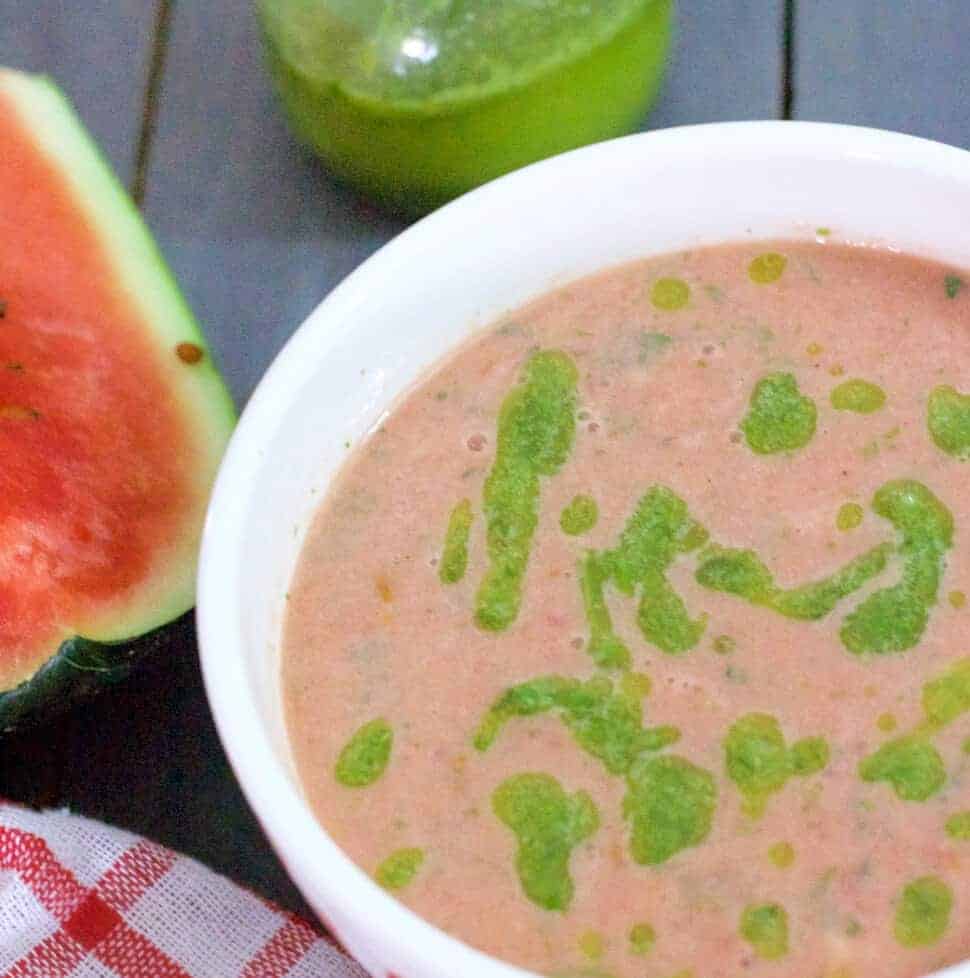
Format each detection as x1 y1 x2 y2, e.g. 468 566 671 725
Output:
0 802 369 978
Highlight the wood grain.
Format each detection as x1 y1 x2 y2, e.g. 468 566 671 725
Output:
0 0 159 185
649 0 785 127
141 1 403 407
794 1 970 146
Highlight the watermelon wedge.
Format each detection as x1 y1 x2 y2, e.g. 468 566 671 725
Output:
0 69 234 730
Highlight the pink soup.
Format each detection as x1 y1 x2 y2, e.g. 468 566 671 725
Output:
283 242 970 978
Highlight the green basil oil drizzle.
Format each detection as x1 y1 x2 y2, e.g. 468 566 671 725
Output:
841 481 953 654
475 673 714 866
492 772 599 912
860 735 947 802
694 480 953 655
740 903 789 960
624 754 717 866
945 275 965 299
859 658 970 801
561 494 599 536
440 498 473 584
945 812 970 840
725 713 829 817
894 876 953 947
335 718 393 787
580 487 709 664
475 351 578 631
376 847 424 890
741 372 817 454
696 542 892 621
928 384 970 460
474 674 675 775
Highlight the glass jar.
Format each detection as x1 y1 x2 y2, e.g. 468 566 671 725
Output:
257 0 675 215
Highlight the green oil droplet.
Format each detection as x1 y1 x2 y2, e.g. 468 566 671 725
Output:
376 847 424 890
928 384 970 460
629 922 656 956
748 253 787 285
831 379 887 414
877 713 898 733
579 931 605 960
335 718 393 787
561 494 599 535
768 842 795 868
651 277 690 310
740 902 789 959
949 590 966 609
945 811 970 840
713 635 736 655
837 503 864 531
741 372 817 454
894 876 952 947
621 671 652 699
922 658 970 729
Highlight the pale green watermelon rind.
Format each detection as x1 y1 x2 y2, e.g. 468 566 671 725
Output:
0 69 236 648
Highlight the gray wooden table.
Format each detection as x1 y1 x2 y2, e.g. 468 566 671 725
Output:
1 0 968 924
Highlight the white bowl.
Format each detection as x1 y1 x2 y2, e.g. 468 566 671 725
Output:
198 121 970 978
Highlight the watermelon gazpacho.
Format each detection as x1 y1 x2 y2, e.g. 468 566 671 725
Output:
0 70 233 729
284 241 970 978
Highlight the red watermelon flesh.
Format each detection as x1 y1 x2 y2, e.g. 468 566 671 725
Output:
0 69 234 713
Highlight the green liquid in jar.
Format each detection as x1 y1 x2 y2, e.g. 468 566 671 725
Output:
257 0 674 214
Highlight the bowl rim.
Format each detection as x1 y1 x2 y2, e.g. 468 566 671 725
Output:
197 118 970 978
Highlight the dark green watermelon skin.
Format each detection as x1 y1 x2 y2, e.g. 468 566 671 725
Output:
0 619 188 733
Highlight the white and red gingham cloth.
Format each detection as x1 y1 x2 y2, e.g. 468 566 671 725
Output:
0 802 369 978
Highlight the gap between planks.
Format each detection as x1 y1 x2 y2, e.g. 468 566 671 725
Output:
131 0 175 208
782 0 796 119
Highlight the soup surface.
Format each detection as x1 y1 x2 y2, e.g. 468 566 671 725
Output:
283 241 970 978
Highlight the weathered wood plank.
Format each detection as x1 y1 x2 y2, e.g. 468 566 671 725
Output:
141 2 403 407
649 0 785 127
794 2 970 147
0 0 159 185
